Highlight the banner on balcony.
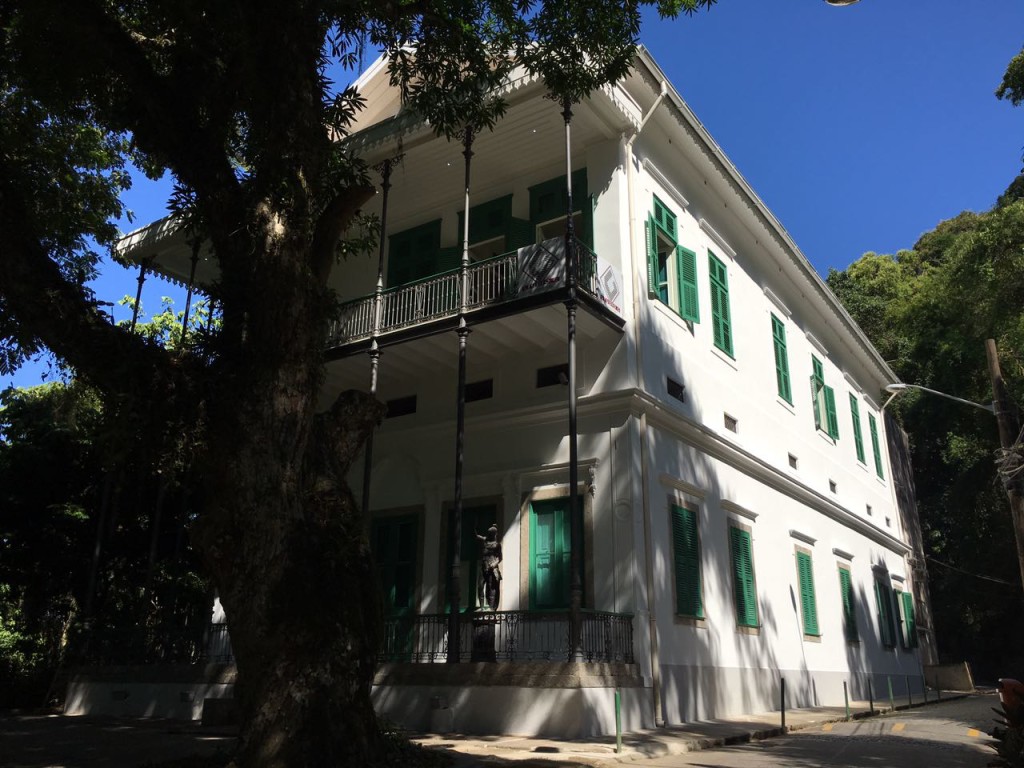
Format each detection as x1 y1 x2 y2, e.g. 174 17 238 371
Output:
594 258 623 316
516 237 566 297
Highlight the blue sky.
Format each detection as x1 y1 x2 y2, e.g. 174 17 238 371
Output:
6 0 1023 389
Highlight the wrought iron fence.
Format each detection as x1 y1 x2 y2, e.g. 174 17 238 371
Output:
378 609 634 664
327 238 605 347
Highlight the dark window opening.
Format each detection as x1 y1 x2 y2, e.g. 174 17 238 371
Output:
536 364 569 388
667 378 686 403
386 395 417 418
466 379 494 402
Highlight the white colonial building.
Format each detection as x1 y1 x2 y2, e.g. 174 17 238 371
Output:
104 46 931 736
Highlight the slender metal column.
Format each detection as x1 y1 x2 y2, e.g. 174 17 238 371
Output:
361 158 394 517
562 98 583 661
448 126 475 663
179 242 200 350
129 259 150 333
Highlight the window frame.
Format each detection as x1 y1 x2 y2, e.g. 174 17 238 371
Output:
771 314 793 404
869 413 885 479
849 394 866 464
837 565 859 642
670 502 704 619
795 548 820 638
729 524 759 629
708 250 733 357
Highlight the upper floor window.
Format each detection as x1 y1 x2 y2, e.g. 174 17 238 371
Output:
810 355 839 440
529 170 592 249
708 251 733 357
646 195 698 323
387 219 446 286
869 413 885 479
849 394 866 464
771 314 792 403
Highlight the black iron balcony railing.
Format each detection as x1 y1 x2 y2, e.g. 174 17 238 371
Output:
378 609 634 664
328 237 610 348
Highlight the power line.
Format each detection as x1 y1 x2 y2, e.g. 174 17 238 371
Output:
926 555 1021 588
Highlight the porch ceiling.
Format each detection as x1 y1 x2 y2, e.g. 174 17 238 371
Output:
115 84 629 289
319 301 612 407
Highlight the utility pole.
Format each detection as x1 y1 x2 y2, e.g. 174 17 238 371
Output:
985 338 1024 593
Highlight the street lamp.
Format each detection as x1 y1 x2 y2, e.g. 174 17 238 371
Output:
883 382 995 415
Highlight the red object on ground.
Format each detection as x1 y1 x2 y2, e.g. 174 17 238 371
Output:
999 678 1024 727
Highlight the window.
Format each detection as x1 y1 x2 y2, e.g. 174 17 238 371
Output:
729 526 758 628
667 377 686 403
788 453 799 469
457 194 535 256
372 516 418 616
387 219 445 286
796 549 819 637
386 395 417 418
529 170 592 248
671 503 703 618
536 363 569 388
810 356 839 440
528 497 581 609
874 577 896 648
446 504 498 611
465 379 493 402
869 413 885 479
849 394 866 463
708 251 733 357
724 413 738 433
771 314 792 403
898 590 918 648
645 196 699 323
829 480 837 494
838 566 858 642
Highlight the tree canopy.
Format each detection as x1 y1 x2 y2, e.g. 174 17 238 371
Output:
0 1 717 764
827 178 1024 678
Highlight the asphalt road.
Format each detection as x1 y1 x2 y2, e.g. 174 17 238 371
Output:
641 694 999 768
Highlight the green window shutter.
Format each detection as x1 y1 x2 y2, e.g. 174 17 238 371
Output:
671 505 702 618
647 217 663 303
849 395 866 463
507 217 535 251
436 246 461 274
901 591 918 648
811 356 825 431
387 220 442 286
652 195 678 241
874 579 894 647
677 246 700 323
581 193 594 250
771 315 792 403
708 252 733 356
796 551 819 636
869 414 885 479
838 567 858 642
729 527 758 627
372 516 418 614
824 386 840 440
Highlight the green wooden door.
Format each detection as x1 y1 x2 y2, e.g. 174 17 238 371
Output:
447 504 497 611
529 497 581 609
373 515 417 658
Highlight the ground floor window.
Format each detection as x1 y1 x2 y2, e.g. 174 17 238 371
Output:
528 496 582 609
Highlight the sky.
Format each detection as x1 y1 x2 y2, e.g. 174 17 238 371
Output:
6 0 1023 390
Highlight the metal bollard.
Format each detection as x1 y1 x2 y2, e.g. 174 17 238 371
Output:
844 681 850 720
906 674 912 707
868 675 874 713
781 677 787 730
888 676 894 711
615 688 622 753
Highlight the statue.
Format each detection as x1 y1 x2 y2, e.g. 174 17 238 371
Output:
475 524 502 611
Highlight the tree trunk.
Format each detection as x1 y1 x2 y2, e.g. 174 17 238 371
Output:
191 225 389 765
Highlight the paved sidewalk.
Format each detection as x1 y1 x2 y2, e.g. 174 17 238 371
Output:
0 692 972 767
413 692 972 766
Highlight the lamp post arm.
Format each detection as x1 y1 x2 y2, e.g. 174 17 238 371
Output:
886 383 995 415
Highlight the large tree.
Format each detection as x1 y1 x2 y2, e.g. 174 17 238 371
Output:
0 2 715 764
827 185 1024 679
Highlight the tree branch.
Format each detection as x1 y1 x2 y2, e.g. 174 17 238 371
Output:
0 174 181 400
310 184 377 282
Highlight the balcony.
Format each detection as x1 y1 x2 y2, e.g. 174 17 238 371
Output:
327 237 625 357
379 609 634 664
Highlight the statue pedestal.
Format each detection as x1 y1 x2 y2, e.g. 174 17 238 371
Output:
470 617 496 662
